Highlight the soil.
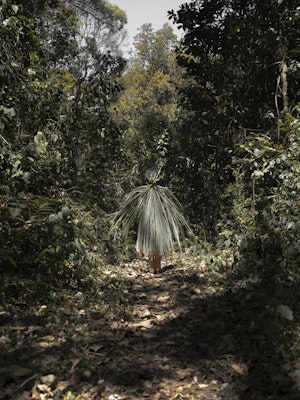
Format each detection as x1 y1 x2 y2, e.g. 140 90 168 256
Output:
0 256 299 399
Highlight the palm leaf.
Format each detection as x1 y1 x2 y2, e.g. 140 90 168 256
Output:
111 182 190 257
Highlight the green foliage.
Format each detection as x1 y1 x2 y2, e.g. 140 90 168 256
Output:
264 110 300 272
171 0 300 124
168 0 300 237
0 190 115 302
0 0 126 296
64 51 125 207
110 23 182 179
218 106 300 274
1 0 298 302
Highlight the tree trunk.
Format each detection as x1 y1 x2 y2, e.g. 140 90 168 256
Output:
281 59 289 117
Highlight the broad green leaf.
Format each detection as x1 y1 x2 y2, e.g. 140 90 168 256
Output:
9 207 22 218
48 214 59 224
1 106 16 117
11 4 18 13
276 305 293 321
27 68 36 75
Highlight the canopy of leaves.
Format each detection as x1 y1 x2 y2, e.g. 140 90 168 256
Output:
110 23 183 178
0 0 126 281
171 0 300 124
168 0 300 236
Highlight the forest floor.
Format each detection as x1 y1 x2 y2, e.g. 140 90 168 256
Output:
1 254 300 400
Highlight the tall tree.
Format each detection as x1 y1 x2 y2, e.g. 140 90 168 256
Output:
59 0 127 205
110 23 183 182
0 0 127 280
168 0 300 237
0 0 126 198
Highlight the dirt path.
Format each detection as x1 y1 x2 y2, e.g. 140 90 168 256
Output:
96 259 230 400
0 257 299 399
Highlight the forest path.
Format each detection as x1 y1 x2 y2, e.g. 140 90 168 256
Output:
0 257 299 399
102 258 299 400
96 258 232 400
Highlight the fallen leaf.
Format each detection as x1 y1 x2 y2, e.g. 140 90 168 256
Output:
143 380 153 389
88 343 104 352
140 308 151 317
157 295 170 302
111 321 121 329
10 326 26 331
159 363 171 371
27 326 40 333
70 358 81 373
176 368 194 380
180 284 189 290
37 342 50 348
37 335 57 348
36 384 52 394
138 292 147 299
108 394 124 400
198 383 209 389
53 381 68 394
31 386 41 400
131 320 153 329
276 304 293 321
40 374 56 384
39 335 55 341
231 362 248 375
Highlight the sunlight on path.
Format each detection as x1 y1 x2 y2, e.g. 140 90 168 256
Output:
96 258 236 399
2 256 298 399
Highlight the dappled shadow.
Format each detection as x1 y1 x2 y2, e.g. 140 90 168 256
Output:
93 258 299 399
1 256 299 399
156 276 299 399
161 263 177 272
88 266 299 399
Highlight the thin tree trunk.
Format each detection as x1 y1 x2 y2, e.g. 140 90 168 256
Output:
280 59 289 117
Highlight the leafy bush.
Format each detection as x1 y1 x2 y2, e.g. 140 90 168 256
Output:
218 105 300 274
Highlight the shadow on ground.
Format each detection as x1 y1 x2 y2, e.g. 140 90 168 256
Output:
0 257 299 399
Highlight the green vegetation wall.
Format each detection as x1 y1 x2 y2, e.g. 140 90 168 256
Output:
110 23 183 184
0 0 127 289
168 0 300 238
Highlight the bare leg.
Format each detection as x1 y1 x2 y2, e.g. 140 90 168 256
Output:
149 254 162 273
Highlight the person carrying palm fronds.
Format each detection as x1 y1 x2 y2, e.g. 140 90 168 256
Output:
111 168 190 273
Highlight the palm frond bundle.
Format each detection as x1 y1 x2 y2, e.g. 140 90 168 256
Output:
111 180 190 258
